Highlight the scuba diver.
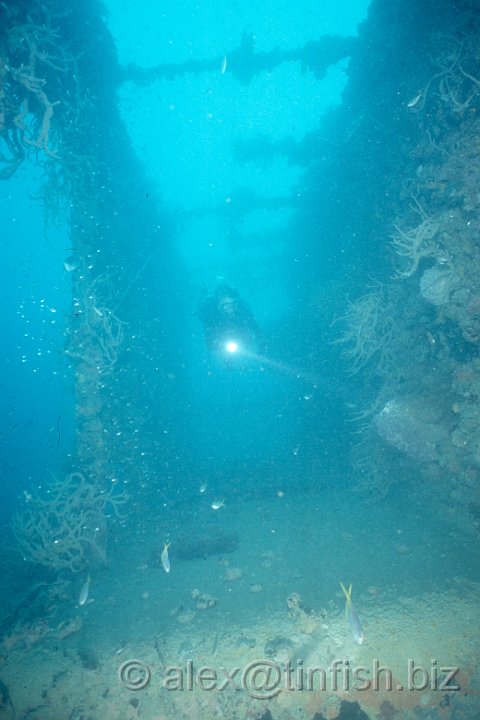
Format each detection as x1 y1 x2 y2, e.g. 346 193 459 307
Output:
198 283 263 360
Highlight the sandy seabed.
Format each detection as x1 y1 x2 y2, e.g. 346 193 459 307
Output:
1 582 479 720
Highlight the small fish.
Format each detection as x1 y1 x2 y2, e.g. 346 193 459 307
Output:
426 331 436 346
220 55 228 75
78 575 91 606
211 499 225 511
407 91 423 109
340 581 364 645
199 482 208 494
63 255 78 272
161 542 171 573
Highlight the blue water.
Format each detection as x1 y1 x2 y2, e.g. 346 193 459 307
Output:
0 167 73 519
1 1 480 719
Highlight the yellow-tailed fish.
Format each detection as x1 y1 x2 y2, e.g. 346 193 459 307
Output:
161 542 171 573
340 581 364 644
